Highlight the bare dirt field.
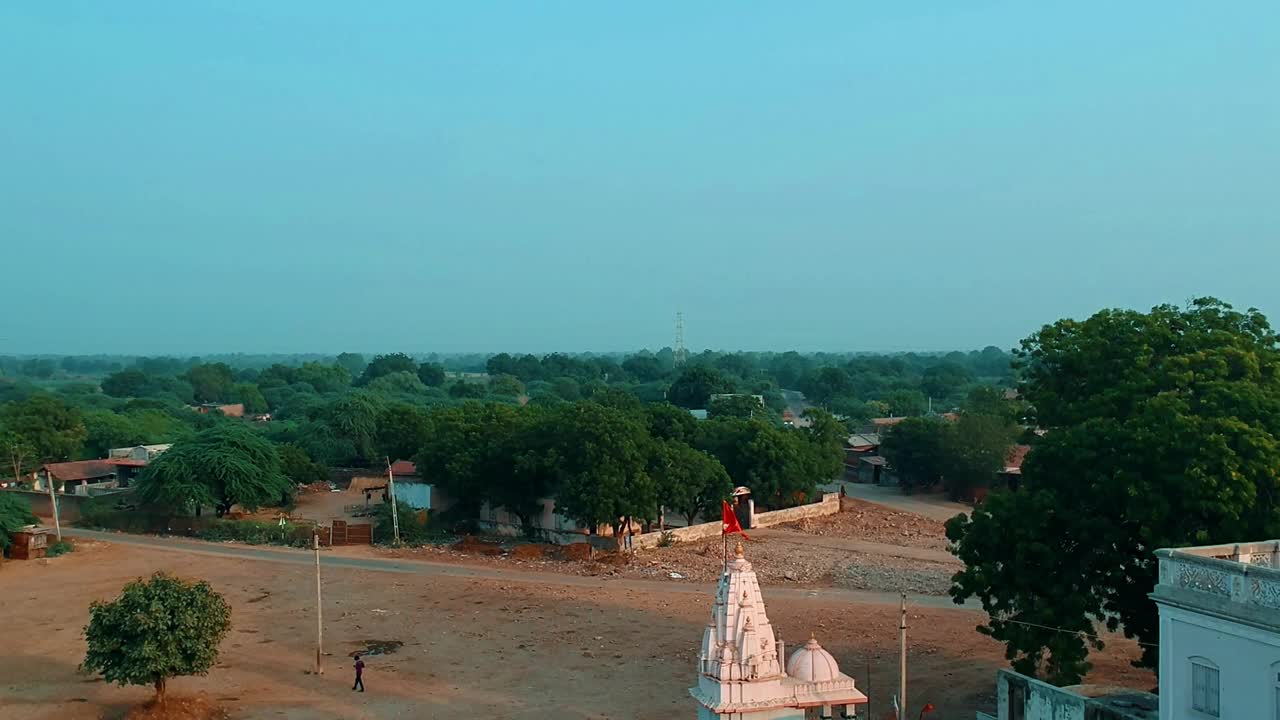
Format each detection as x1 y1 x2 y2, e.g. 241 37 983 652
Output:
1 537 1153 720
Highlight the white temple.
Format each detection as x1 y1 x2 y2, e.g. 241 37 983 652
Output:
691 542 868 719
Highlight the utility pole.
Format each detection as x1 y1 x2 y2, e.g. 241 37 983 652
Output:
899 593 908 720
674 311 688 367
314 531 323 674
384 457 400 545
46 470 62 542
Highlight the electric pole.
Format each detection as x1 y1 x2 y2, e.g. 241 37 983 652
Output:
314 531 324 675
899 593 908 719
674 311 687 367
46 471 62 542
384 457 401 545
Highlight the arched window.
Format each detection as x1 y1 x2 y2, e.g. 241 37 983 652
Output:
1188 656 1219 717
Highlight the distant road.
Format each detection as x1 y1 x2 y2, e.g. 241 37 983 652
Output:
63 528 977 610
824 482 971 523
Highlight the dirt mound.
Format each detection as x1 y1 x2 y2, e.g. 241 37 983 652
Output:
452 536 503 556
510 543 553 560
296 482 333 494
557 543 593 561
781 498 950 550
125 696 229 720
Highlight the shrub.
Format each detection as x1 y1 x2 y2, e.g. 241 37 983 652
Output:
47 540 74 557
371 502 442 546
657 530 676 548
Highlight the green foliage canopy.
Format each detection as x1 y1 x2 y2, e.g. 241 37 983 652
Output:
82 573 231 702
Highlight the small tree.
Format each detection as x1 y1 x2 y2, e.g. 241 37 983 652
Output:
0 492 37 551
83 573 231 703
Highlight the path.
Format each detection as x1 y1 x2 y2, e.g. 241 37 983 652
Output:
748 527 957 564
63 528 977 609
824 482 971 522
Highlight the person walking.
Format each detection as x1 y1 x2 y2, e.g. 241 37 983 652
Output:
352 654 365 692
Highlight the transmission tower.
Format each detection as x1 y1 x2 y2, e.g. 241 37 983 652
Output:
674 311 687 367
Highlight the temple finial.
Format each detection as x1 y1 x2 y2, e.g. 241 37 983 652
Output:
734 540 744 558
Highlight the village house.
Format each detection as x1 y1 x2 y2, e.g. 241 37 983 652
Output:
843 433 880 481
191 402 245 418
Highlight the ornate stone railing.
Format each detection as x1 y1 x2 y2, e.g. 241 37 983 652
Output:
1156 540 1280 612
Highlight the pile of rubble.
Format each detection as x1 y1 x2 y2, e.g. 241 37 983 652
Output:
779 498 951 550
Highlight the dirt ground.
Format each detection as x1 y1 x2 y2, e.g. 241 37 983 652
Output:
0 538 1153 720
778 498 952 551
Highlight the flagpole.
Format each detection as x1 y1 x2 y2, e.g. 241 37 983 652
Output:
723 529 728 574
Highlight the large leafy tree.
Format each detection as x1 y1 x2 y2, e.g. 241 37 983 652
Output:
82 573 231 703
653 440 733 526
667 367 735 409
375 403 434 463
947 298 1280 685
358 353 417 385
879 417 950 492
184 363 235 403
708 394 768 420
0 393 87 465
697 418 819 507
335 352 367 377
319 391 385 464
135 424 292 516
550 402 656 543
101 368 149 398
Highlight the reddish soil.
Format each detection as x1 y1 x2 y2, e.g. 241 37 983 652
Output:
778 498 952 551
0 538 1153 720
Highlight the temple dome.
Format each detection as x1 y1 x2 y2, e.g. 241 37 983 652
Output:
786 637 840 683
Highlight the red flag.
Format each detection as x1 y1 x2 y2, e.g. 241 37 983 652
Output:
721 500 748 539
922 702 936 714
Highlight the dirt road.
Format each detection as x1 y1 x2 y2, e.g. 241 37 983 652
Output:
61 528 969 609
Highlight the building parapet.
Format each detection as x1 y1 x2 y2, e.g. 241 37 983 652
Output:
1152 540 1280 630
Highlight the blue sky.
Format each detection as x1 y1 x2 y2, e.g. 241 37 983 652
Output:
3 2 1277 354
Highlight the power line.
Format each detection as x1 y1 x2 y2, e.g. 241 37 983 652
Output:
996 618 1160 648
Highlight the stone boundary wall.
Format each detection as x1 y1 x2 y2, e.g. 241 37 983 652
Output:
632 492 839 550
752 492 840 526
0 488 105 523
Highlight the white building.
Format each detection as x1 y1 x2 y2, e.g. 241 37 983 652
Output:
691 541 867 719
983 539 1280 720
1152 539 1280 720
107 444 171 462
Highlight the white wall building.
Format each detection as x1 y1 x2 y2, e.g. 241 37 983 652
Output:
1152 540 1280 720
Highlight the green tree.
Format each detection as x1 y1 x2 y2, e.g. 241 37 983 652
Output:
708 394 767 420
551 403 656 544
81 409 141 458
667 367 735 409
358 353 417 385
644 402 699 443
101 369 149 398
653 440 733 526
82 573 231 703
184 363 235 403
883 389 928 417
448 381 487 399
135 424 293 516
294 362 352 393
948 298 1280 685
698 419 817 507
879 416 949 492
414 403 526 524
942 412 1016 500
277 444 331 486
488 374 525 397
921 362 976 400
416 362 446 387
0 492 37 550
335 352 366 377
319 392 385 464
800 367 853 404
621 354 666 382
367 371 428 396
232 383 268 414
0 393 87 463
375 403 433 462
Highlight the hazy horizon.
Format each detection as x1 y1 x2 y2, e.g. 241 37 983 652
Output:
4 3 1277 355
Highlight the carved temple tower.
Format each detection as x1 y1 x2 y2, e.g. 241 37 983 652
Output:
690 542 868 719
